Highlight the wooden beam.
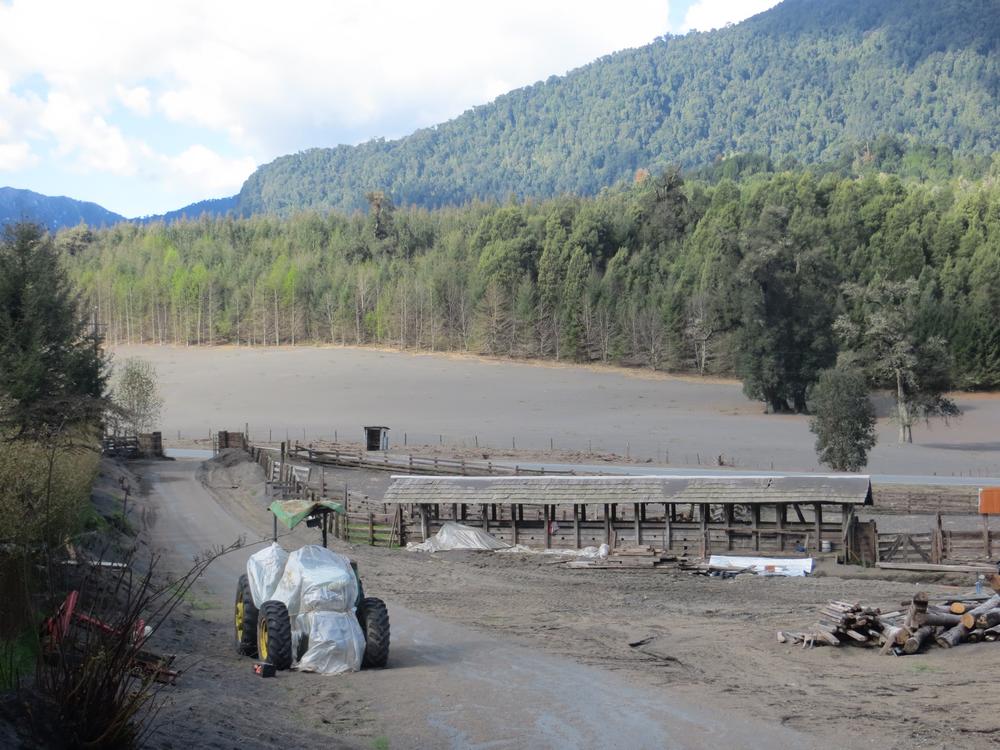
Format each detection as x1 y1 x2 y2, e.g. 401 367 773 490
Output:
665 503 673 552
511 504 519 545
792 503 807 524
573 504 580 549
545 504 552 550
752 504 760 552
604 504 611 546
776 503 785 552
634 503 641 546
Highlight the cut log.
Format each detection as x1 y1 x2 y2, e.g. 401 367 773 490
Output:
950 602 968 615
915 611 962 628
880 625 906 655
904 592 929 630
936 622 970 648
983 624 1000 642
974 609 1000 629
903 625 935 655
967 628 986 643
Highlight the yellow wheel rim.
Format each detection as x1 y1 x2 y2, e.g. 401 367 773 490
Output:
259 619 269 661
235 595 245 640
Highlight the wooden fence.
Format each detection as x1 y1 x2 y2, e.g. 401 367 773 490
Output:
877 516 998 564
872 486 978 515
287 443 575 477
249 445 408 547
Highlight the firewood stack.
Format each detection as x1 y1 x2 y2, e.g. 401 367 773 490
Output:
779 592 1000 654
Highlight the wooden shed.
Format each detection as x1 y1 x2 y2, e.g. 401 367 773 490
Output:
383 474 873 558
364 426 390 451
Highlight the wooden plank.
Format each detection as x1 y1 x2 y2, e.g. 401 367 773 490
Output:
877 561 998 573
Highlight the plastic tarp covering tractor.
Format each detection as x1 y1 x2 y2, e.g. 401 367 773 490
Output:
708 554 814 577
407 521 511 552
246 544 366 674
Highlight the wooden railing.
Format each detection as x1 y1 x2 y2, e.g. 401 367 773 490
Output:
286 442 575 477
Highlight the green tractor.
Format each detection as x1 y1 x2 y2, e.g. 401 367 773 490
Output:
234 499 390 671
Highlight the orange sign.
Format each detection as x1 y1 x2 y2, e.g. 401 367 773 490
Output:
979 487 1000 514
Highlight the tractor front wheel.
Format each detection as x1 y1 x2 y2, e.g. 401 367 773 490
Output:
257 600 293 670
234 574 259 656
358 597 390 668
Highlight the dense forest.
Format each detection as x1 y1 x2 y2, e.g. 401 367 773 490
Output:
0 187 124 233
222 0 1000 217
63 150 1000 410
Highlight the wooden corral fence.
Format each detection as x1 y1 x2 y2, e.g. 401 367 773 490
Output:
287 442 573 477
876 514 998 564
872 486 978 515
249 444 408 547
216 430 248 452
103 432 163 458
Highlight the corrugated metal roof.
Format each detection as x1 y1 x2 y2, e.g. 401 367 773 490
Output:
382 474 872 506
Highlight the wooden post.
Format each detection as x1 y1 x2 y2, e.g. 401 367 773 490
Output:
814 503 822 553
604 504 611 546
633 503 641 546
573 504 580 549
752 504 760 552
984 514 991 559
700 503 709 558
776 503 786 552
932 512 943 564
725 503 734 551
664 503 673 552
545 505 552 549
420 504 429 541
482 503 490 533
511 505 519 545
368 511 374 546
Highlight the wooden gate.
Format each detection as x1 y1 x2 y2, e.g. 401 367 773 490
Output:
877 532 933 563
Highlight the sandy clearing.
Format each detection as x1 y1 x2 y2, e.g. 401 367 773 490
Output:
114 344 1000 478
137 456 823 750
138 452 1000 750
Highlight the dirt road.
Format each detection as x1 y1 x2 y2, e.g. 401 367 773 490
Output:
139 456 822 750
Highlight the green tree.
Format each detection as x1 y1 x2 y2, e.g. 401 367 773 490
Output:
0 222 106 435
808 366 877 471
111 358 163 435
836 278 960 443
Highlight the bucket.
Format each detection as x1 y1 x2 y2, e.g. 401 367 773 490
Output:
820 540 832 553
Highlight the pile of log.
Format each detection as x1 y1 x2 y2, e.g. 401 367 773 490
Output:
780 592 1000 654
778 600 891 648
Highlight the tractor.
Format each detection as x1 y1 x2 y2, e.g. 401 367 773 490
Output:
234 498 389 671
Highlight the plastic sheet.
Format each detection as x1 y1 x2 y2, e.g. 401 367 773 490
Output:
246 543 289 607
407 522 510 552
273 545 359 615
708 554 813 577
292 612 365 674
245 544 363 674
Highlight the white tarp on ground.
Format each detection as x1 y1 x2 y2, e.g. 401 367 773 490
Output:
709 554 814 577
245 544 365 674
407 521 510 552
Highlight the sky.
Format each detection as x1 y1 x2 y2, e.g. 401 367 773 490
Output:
0 0 780 218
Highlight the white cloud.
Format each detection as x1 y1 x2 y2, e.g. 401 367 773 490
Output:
162 145 257 195
0 141 37 171
116 85 152 117
0 0 673 213
679 0 779 32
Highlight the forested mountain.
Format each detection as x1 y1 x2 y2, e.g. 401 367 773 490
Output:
0 187 124 233
62 158 1000 407
232 0 1000 216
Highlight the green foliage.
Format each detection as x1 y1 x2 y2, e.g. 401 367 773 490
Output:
808 366 877 471
230 0 1000 217
60 165 1000 401
837 278 961 442
111 358 163 435
0 222 108 436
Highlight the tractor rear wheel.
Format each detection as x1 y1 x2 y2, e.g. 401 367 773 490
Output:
358 597 390 668
257 600 293 670
234 574 259 656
